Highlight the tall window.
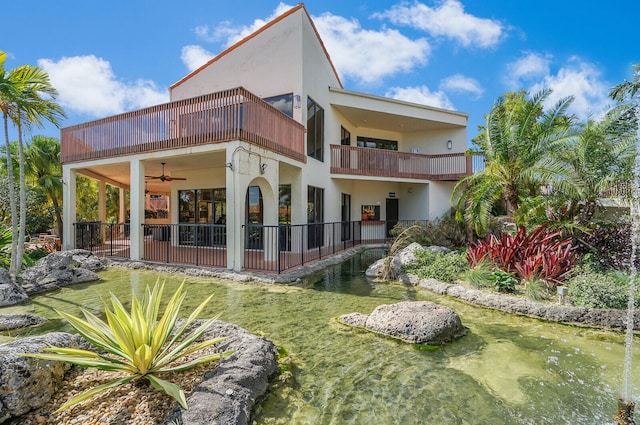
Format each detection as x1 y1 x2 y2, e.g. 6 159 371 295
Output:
307 186 324 249
341 126 351 145
307 97 324 161
246 186 264 250
178 188 226 246
279 185 292 224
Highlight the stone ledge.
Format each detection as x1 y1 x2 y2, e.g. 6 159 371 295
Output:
402 273 640 331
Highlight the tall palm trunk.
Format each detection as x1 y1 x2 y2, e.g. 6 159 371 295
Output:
16 118 26 271
2 112 18 279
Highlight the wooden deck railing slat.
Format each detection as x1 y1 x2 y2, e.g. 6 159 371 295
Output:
329 144 483 180
61 87 306 164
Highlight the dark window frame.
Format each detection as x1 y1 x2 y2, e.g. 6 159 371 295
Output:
307 97 324 161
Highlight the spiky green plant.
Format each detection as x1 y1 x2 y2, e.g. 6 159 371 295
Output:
21 280 231 411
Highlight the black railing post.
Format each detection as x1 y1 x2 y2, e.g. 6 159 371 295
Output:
277 225 281 274
301 224 305 266
195 223 199 266
166 225 170 263
109 224 114 256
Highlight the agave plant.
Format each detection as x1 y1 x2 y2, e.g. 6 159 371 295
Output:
21 280 231 411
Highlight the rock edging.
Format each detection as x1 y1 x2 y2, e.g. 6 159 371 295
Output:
0 322 278 425
161 320 279 425
401 273 640 331
0 332 87 423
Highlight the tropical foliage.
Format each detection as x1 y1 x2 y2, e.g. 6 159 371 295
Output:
467 225 575 287
404 249 468 283
0 50 65 279
452 89 575 235
21 280 232 411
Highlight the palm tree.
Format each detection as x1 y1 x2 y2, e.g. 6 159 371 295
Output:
452 89 575 235
551 106 635 226
25 136 63 237
0 51 65 278
0 51 21 278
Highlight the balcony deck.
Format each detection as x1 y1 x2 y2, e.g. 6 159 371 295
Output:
330 144 484 181
61 87 306 164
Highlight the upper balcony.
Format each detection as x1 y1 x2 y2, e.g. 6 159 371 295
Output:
61 87 306 165
330 144 484 181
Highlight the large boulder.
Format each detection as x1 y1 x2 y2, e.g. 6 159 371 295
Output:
0 314 47 331
162 320 279 425
366 244 451 279
339 301 467 345
0 332 86 423
0 270 28 307
366 242 424 278
20 250 105 295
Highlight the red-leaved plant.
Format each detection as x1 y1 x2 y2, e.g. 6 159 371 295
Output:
467 225 575 288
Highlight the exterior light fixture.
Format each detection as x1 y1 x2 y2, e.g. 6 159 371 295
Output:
225 162 233 170
447 140 453 149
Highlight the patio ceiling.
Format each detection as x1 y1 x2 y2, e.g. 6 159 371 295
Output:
75 151 226 194
329 87 468 132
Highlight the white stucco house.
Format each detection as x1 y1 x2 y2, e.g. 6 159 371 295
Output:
61 4 472 273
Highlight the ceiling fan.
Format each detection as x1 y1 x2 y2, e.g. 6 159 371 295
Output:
145 162 186 182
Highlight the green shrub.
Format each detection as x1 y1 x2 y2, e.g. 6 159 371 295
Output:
567 267 638 309
407 249 468 283
390 216 467 249
21 280 232 411
461 260 494 289
488 270 517 293
524 278 549 301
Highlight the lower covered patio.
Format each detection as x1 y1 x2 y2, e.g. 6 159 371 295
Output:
72 220 417 273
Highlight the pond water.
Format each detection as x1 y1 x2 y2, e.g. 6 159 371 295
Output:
1 251 638 424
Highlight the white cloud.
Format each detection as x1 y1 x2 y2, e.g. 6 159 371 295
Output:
440 74 483 99
376 0 504 48
181 45 214 71
313 13 430 85
530 58 610 119
385 85 454 109
505 51 552 89
39 55 168 118
205 3 430 85
224 2 295 46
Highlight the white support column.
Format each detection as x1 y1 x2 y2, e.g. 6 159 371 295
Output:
98 180 107 240
130 160 145 260
98 181 107 223
62 166 77 250
226 146 242 271
119 188 126 223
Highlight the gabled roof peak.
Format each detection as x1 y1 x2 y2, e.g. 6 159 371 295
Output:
170 3 342 90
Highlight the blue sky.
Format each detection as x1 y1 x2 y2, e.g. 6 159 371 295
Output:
3 0 639 145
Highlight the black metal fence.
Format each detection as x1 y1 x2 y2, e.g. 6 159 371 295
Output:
74 222 131 258
74 219 428 273
142 224 227 267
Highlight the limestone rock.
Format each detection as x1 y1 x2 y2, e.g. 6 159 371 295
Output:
0 314 47 331
338 312 368 328
0 332 86 423
339 301 466 345
365 301 466 344
0 270 28 307
20 250 105 295
366 242 424 278
162 320 279 425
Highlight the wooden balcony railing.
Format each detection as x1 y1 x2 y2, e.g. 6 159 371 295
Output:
61 87 306 164
330 145 483 180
